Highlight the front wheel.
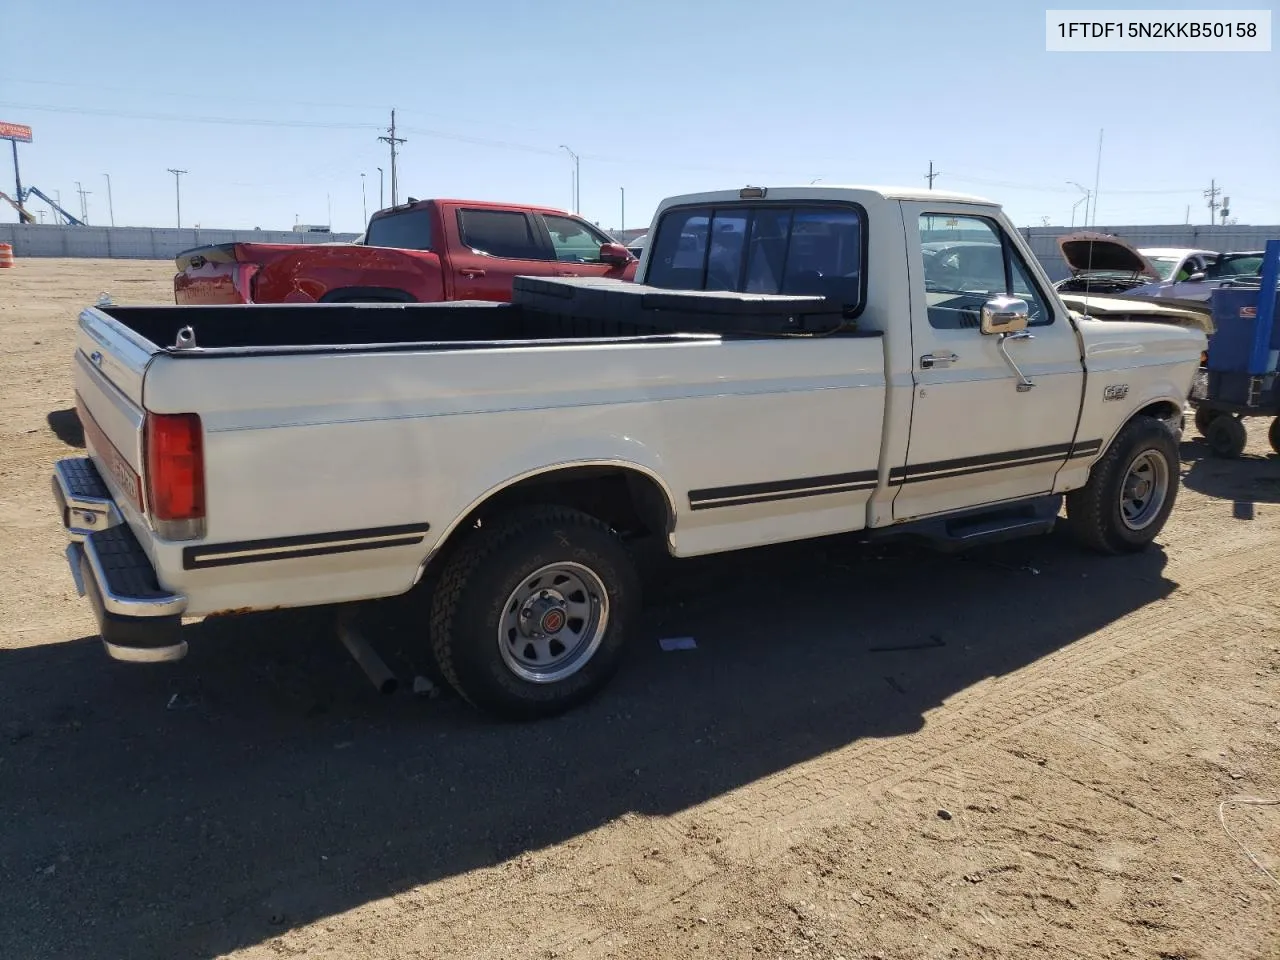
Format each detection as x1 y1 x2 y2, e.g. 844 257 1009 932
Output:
1065 416 1180 555
429 506 640 721
1269 417 1280 456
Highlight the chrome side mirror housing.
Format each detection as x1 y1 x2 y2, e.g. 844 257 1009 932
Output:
980 295 1030 335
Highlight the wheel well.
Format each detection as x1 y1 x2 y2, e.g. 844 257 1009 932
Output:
1135 400 1182 424
421 466 674 580
319 286 416 303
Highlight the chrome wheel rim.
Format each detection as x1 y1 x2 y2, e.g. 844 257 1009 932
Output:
1119 450 1170 531
497 562 609 684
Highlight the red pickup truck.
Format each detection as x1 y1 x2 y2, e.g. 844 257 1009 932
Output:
173 198 639 305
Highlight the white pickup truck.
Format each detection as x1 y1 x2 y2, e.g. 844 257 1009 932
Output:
53 184 1204 720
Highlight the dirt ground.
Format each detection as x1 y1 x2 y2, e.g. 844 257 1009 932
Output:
1 257 1277 960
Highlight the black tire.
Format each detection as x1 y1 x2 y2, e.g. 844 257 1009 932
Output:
1270 417 1280 456
1193 406 1221 438
1206 415 1248 459
429 505 640 721
1065 415 1180 555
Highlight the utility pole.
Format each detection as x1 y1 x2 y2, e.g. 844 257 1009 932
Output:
560 145 580 213
103 173 115 226
378 109 406 207
360 173 367 225
74 180 92 223
1068 181 1091 229
377 167 384 210
1203 179 1220 225
925 161 940 189
167 168 187 228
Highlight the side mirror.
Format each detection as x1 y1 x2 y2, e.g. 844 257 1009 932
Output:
980 295 1030 335
1186 272 1206 282
599 242 633 265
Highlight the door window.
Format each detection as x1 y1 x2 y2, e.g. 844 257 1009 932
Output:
457 209 546 260
919 214 1052 329
543 214 613 263
365 208 434 250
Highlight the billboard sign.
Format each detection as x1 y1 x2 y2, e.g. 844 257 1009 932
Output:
0 122 33 143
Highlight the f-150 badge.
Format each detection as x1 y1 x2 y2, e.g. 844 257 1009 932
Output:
1103 384 1129 401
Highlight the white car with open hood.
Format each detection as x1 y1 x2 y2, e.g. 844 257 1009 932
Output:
52 184 1205 719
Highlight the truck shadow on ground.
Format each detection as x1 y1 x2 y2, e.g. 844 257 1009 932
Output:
0 533 1174 960
1180 436 1280 515
45 407 85 449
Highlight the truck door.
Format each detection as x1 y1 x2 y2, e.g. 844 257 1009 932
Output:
450 207 559 300
892 203 1086 521
538 213 635 281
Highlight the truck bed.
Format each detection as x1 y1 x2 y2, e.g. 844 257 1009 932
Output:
104 278 869 355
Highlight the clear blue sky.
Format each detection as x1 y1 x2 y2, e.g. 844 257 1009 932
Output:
3 0 1277 233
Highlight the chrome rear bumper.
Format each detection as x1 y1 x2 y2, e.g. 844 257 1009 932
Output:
53 456 189 663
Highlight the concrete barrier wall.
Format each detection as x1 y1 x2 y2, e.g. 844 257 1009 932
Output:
0 224 362 261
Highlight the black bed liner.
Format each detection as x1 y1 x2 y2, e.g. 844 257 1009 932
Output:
98 276 871 353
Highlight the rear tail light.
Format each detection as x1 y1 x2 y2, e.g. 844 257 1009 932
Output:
145 412 206 541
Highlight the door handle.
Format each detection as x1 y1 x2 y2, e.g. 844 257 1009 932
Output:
89 351 104 367
920 352 958 369
458 268 486 278
556 270 581 277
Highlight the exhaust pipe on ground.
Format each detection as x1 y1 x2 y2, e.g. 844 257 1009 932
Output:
336 606 398 695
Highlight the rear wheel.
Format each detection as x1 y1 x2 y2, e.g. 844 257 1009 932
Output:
1206 415 1248 459
1065 415 1179 555
1269 417 1280 456
429 506 640 721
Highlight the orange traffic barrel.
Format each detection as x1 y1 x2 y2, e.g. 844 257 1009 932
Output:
0 243 13 267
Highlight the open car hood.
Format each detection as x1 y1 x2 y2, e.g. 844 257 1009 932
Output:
1057 231 1161 279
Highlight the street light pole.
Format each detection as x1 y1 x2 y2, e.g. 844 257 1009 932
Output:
103 173 115 226
619 186 624 232
361 173 367 225
167 168 187 228
377 167 384 210
560 145 580 213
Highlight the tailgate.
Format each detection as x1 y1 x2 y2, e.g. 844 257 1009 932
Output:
73 307 158 517
174 243 255 304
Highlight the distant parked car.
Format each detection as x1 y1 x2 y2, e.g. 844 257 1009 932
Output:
626 234 647 258
1053 233 1215 297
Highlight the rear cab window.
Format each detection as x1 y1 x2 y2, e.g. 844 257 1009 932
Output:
365 208 435 250
645 202 867 317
